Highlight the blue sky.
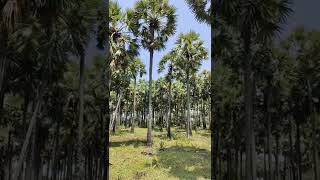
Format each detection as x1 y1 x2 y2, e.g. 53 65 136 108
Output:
114 0 211 80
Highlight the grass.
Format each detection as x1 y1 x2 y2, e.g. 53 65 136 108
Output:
110 127 211 180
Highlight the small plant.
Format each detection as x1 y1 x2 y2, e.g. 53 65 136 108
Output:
159 141 165 150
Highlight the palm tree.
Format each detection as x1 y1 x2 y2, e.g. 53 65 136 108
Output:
62 2 98 178
229 2 291 179
159 50 177 139
128 58 146 133
173 31 208 137
129 0 177 146
97 0 139 176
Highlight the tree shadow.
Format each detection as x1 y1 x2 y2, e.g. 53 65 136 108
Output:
195 130 211 137
155 146 211 180
110 138 147 148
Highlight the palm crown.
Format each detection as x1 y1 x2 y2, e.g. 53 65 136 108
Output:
128 0 177 50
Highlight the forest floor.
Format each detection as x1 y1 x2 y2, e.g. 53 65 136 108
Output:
110 127 211 180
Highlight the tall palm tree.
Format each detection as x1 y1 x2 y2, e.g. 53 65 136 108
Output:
8 1 77 178
159 50 177 139
62 1 97 178
128 0 177 146
128 58 146 133
97 0 139 176
173 32 208 137
230 2 291 179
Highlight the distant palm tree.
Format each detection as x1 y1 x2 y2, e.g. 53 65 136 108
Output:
159 50 177 139
129 0 177 146
173 32 208 138
128 58 146 133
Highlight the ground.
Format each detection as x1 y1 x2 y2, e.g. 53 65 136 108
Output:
110 127 211 180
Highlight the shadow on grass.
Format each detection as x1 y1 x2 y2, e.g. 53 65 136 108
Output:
155 146 211 180
110 138 147 148
111 128 131 136
196 130 211 137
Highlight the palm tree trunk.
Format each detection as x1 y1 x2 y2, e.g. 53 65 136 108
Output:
283 154 287 180
211 2 218 178
167 79 172 139
7 130 12 180
14 94 42 180
296 121 302 180
0 57 7 101
131 77 137 133
52 115 61 180
264 138 267 180
275 134 280 180
0 57 6 116
147 47 154 146
289 117 295 180
102 68 110 179
243 30 257 180
307 80 318 180
30 114 41 180
110 91 123 133
102 5 111 175
77 52 85 179
266 84 272 180
186 73 192 137
22 90 30 135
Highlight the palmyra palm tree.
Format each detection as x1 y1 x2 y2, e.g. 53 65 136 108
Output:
128 58 146 133
159 50 178 139
173 31 208 138
128 0 177 146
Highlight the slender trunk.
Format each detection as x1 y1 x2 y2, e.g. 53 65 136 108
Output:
0 57 7 102
131 77 137 133
227 149 231 180
289 117 295 180
243 30 257 180
146 47 154 146
52 116 61 180
219 149 222 180
211 3 216 178
264 137 268 180
266 84 272 180
7 130 12 180
31 112 41 180
111 91 122 133
46 159 50 180
283 155 287 180
186 72 192 137
307 80 318 180
211 50 218 180
103 7 111 176
275 135 280 180
296 121 302 180
240 150 243 180
77 51 85 179
235 148 239 180
312 114 319 180
167 78 172 139
22 90 30 136
14 95 42 180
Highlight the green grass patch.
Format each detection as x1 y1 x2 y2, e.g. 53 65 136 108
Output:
110 127 211 180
